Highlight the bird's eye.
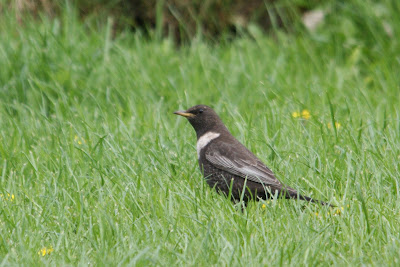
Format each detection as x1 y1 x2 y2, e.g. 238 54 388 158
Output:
199 109 204 114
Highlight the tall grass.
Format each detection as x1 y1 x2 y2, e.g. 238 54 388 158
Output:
0 1 400 265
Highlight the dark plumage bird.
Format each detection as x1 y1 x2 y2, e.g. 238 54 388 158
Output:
174 104 331 206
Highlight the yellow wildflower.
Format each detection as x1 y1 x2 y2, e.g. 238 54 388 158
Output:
262 204 266 209
0 193 14 201
292 110 311 120
38 247 54 256
292 111 300 118
301 110 311 120
327 122 341 129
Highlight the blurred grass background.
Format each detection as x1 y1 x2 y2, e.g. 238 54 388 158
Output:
4 0 316 42
1 0 400 265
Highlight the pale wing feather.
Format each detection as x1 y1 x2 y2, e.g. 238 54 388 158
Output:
205 141 283 187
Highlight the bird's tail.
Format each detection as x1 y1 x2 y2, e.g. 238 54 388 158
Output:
281 188 335 207
296 194 335 207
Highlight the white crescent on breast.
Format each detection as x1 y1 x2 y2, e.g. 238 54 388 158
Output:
196 132 220 159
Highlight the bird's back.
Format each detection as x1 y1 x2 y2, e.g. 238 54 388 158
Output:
198 134 298 201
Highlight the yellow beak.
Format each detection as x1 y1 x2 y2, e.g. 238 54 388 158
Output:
173 111 195 118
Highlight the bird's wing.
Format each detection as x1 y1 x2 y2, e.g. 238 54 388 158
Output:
205 140 283 188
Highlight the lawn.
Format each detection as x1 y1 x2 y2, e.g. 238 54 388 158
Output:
0 2 400 266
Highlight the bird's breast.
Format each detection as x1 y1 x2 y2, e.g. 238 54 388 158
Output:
196 131 220 159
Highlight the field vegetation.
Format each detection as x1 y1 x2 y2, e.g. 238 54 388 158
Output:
0 0 399 265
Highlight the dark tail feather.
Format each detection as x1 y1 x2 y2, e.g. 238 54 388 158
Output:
278 188 335 207
281 189 335 207
297 194 335 207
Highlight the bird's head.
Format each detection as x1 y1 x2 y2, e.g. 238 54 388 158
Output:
174 105 227 137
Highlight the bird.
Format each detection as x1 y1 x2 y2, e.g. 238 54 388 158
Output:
174 104 331 206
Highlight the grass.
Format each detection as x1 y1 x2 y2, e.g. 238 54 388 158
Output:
1 1 400 265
